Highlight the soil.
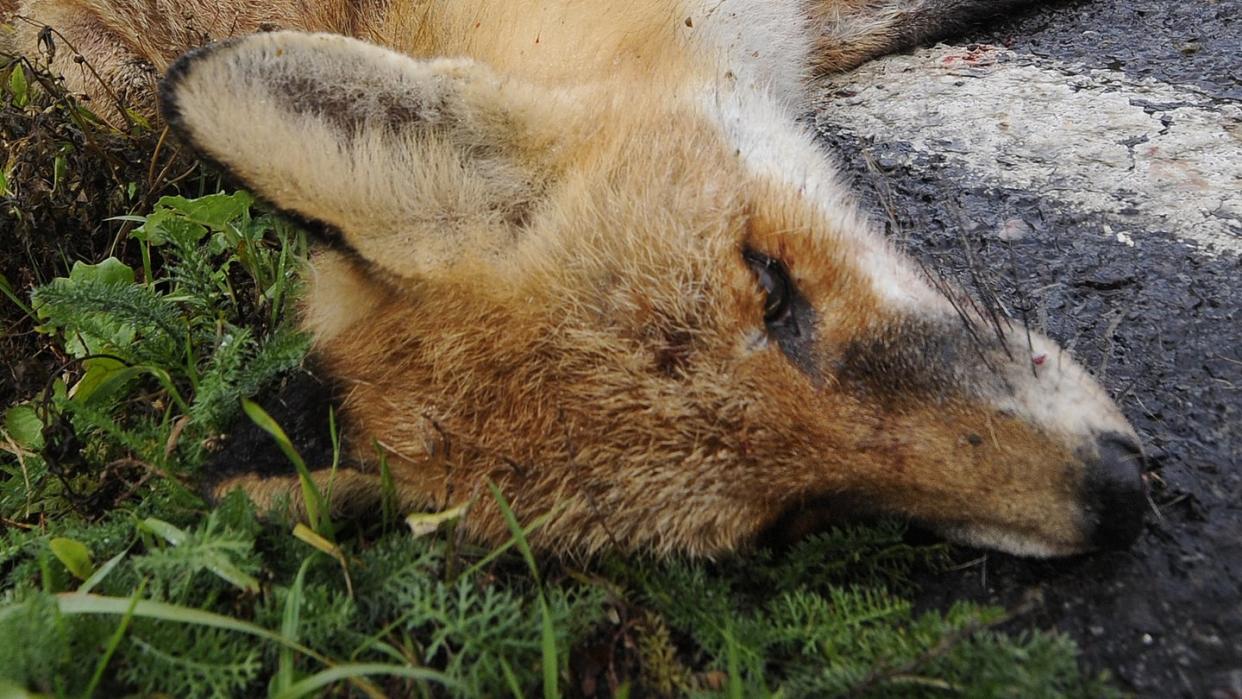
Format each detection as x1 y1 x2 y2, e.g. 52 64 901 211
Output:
0 51 174 408
813 1 1241 696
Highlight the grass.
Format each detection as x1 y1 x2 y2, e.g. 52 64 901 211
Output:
0 44 1122 697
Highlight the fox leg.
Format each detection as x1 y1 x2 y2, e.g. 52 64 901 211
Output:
807 0 1048 74
200 363 445 522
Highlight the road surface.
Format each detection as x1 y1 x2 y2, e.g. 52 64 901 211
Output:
810 1 1241 695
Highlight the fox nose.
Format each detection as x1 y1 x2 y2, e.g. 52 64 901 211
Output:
1084 434 1148 550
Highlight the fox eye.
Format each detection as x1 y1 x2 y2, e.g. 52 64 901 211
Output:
744 250 797 331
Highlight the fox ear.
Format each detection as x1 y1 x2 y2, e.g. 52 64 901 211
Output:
160 31 557 279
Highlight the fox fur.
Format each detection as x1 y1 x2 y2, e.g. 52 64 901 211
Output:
6 0 1149 557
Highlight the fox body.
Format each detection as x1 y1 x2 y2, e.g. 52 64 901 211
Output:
7 0 1148 556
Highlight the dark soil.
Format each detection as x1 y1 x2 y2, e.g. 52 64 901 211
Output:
0 52 193 407
814 2 1241 696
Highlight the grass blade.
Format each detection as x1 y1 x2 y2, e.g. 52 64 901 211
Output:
51 593 414 699
498 657 524 699
291 524 353 598
488 480 559 698
55 593 313 654
270 663 455 699
725 622 743 699
243 399 333 540
0 272 35 318
378 449 396 530
456 507 560 583
539 594 558 699
486 480 540 582
405 503 468 539
82 579 147 698
78 549 128 595
275 557 314 695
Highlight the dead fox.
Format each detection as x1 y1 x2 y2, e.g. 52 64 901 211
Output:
7 1 1148 557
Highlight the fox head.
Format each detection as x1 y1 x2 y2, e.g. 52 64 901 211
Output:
161 31 1147 557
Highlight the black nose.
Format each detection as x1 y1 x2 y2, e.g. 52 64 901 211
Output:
1084 434 1148 550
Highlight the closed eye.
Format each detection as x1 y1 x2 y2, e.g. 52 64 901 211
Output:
743 248 819 379
744 250 800 336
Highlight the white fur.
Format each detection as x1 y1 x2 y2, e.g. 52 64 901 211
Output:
942 523 1071 558
996 332 1135 446
698 85 938 310
677 0 813 106
684 10 1135 453
674 3 940 311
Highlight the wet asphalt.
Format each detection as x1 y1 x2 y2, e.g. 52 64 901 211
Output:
810 1 1241 696
989 0 1242 101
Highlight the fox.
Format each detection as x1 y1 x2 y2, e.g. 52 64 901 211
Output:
4 0 1149 557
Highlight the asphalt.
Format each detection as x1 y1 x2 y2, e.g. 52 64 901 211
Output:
988 0 1242 101
810 1 1241 696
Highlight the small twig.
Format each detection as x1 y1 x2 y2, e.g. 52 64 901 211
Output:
9 53 127 170
1 429 36 519
1 516 38 530
14 17 136 127
1144 482 1165 522
860 149 906 246
163 415 191 460
1096 305 1128 381
112 144 193 256
146 125 170 186
941 554 987 573
105 456 188 491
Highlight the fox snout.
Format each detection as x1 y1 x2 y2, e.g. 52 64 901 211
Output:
1081 434 1148 551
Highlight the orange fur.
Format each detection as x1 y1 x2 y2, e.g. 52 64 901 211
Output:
10 0 1146 557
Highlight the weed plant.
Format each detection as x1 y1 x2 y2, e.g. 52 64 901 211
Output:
0 41 1120 698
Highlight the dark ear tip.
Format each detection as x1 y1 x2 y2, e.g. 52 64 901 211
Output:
158 36 245 129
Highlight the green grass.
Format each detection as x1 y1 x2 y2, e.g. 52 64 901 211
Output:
0 52 1121 698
